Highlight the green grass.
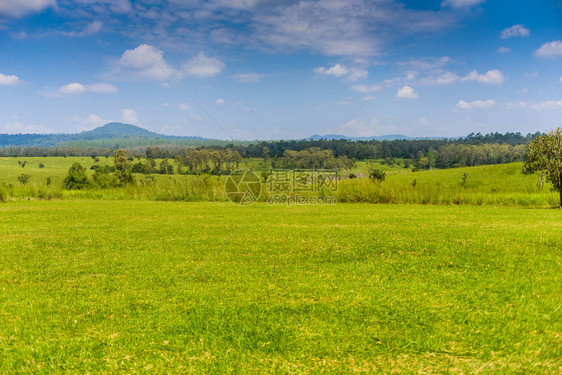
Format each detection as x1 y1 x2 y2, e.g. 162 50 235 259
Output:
0 201 560 373
0 157 559 207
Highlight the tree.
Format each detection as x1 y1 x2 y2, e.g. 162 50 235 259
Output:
522 128 562 207
63 163 89 190
369 168 386 183
17 174 31 185
113 149 134 185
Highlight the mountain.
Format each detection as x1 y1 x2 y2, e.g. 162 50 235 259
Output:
306 134 416 141
0 122 221 148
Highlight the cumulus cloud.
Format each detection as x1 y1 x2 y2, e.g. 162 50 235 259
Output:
59 83 86 94
498 47 510 53
420 71 460 85
0 73 19 86
108 45 224 80
216 99 225 105
177 103 191 111
71 114 108 131
462 69 504 84
114 44 171 80
59 82 117 94
530 100 562 110
0 0 55 18
315 64 349 77
181 52 225 78
122 109 139 124
396 86 419 99
501 24 530 39
315 64 368 81
456 99 496 109
534 41 562 58
441 0 485 8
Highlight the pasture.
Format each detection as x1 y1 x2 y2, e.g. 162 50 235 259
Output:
0 201 560 373
0 157 559 207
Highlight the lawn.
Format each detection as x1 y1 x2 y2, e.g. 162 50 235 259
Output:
0 201 560 373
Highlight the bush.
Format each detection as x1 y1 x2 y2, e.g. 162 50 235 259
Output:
17 174 31 185
63 163 89 190
369 168 386 183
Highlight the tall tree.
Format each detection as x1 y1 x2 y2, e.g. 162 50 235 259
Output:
113 149 134 185
522 128 562 207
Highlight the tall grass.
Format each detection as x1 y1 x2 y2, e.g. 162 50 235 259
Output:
1 162 560 207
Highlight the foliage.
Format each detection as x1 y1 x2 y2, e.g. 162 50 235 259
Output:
113 149 135 185
522 128 562 207
369 168 386 183
63 163 89 190
17 173 31 185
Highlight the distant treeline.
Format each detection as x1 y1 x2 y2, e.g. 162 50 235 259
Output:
0 131 541 169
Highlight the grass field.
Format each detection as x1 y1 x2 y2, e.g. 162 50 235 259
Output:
1 157 559 207
0 201 560 373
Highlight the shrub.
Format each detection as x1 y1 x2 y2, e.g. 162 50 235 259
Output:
369 168 386 183
17 174 31 185
63 163 89 190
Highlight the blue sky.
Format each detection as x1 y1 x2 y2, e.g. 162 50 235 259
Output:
0 0 561 140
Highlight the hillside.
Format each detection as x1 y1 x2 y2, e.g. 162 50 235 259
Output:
0 122 216 148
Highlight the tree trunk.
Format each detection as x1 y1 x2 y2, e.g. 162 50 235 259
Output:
559 188 562 208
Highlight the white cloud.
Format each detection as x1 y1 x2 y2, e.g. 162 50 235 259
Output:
0 121 52 134
122 109 139 124
534 41 562 58
396 86 419 99
456 99 496 109
0 73 19 86
347 67 368 81
0 0 55 18
530 100 562 110
518 88 528 94
232 73 266 83
216 98 225 105
115 44 171 80
420 71 460 85
560 77 562 83
177 103 191 111
501 25 530 39
498 46 510 53
462 69 504 84
441 0 485 8
315 64 349 77
59 82 117 94
315 64 367 81
182 52 225 78
71 114 108 131
59 83 86 94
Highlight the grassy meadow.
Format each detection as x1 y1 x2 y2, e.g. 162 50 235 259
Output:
0 201 560 373
0 156 559 207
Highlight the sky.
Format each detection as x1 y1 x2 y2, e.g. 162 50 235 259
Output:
0 0 561 140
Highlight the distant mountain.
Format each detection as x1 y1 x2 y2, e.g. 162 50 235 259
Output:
0 122 221 148
306 134 416 141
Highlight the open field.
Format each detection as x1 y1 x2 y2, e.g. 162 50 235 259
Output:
1 157 559 207
0 201 560 373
